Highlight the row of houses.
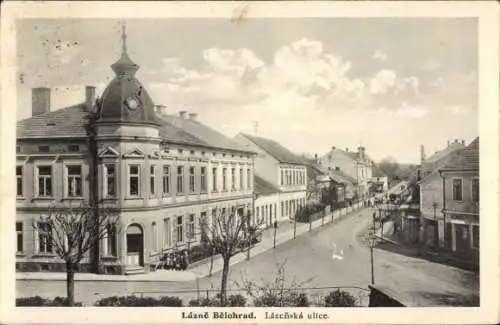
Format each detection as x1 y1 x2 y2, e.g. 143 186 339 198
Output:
15 27 382 275
395 138 479 263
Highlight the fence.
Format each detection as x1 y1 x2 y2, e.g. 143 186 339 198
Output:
132 285 371 307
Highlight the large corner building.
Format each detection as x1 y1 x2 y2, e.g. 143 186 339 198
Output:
15 26 256 275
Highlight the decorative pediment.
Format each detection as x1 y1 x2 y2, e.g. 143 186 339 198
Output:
123 147 145 158
99 146 120 158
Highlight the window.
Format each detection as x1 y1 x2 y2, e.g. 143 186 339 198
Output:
16 166 23 197
37 166 52 197
239 168 243 190
231 168 235 190
163 218 171 248
176 216 183 243
67 145 79 152
163 165 170 195
129 165 140 196
212 167 217 191
452 179 463 201
104 164 116 197
150 166 156 195
200 212 208 241
106 223 117 256
256 207 260 219
67 165 82 197
472 225 479 249
187 214 195 240
200 167 206 192
151 222 157 251
222 168 227 191
472 178 479 202
16 146 20 153
247 168 251 189
293 170 296 185
281 170 284 185
38 145 49 153
177 166 184 193
37 222 52 253
189 167 195 192
16 222 23 253
281 202 284 217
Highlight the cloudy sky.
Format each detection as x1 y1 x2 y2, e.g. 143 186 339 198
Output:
16 18 478 163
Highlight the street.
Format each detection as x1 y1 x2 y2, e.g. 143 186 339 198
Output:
17 208 479 306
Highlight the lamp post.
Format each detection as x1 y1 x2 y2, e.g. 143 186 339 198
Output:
370 211 376 285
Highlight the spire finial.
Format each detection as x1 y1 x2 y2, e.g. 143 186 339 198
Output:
121 20 127 55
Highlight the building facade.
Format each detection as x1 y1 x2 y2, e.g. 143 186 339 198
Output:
233 134 307 223
15 27 255 275
440 138 479 260
319 145 378 199
417 139 467 248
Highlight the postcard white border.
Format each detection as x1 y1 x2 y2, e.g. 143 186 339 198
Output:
1 1 498 324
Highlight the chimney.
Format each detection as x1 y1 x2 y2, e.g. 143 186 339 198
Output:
332 146 336 150
314 154 318 164
32 87 51 116
155 105 168 115
85 86 96 111
179 110 187 119
447 140 450 147
188 113 198 121
461 140 465 145
345 148 349 152
335 166 340 171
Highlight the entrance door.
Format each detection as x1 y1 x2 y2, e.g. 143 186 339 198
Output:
454 223 470 253
126 224 144 266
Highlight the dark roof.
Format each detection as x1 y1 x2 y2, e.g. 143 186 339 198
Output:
440 137 479 171
372 164 387 177
17 104 89 139
240 133 304 165
157 114 254 154
254 175 281 195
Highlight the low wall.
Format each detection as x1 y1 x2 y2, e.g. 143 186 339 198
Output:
368 285 406 307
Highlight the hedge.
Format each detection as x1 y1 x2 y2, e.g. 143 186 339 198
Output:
295 203 326 223
18 290 358 307
94 295 183 307
16 296 83 307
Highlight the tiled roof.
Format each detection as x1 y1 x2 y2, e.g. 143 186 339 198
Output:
156 114 255 154
17 104 89 139
440 137 479 171
417 147 464 184
254 175 281 195
240 134 305 165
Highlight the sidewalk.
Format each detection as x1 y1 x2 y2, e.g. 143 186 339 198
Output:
17 203 365 282
373 222 479 273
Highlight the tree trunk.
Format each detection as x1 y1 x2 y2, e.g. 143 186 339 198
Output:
66 261 75 306
209 249 214 277
219 256 231 306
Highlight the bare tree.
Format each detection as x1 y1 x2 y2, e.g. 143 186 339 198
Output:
199 206 262 305
237 259 315 307
34 200 119 306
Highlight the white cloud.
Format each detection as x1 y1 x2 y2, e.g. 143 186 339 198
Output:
370 69 397 94
373 50 388 61
446 105 469 115
395 102 427 118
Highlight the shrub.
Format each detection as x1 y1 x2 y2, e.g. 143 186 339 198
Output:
324 290 357 307
159 296 183 306
16 296 83 307
227 294 247 307
94 295 184 307
293 293 310 307
295 203 325 223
